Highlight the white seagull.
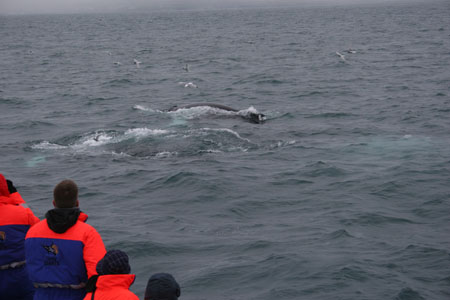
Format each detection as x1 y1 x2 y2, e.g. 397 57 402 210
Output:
133 59 141 68
336 52 346 61
184 82 197 88
178 82 198 88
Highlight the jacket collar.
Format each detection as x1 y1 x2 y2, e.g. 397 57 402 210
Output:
46 208 82 233
0 174 26 205
96 274 136 290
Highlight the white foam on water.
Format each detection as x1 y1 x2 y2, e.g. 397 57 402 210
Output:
31 141 67 150
110 151 132 158
30 126 255 159
31 128 174 157
133 105 159 113
155 151 178 158
125 128 170 138
237 106 259 115
77 133 114 147
198 149 223 154
227 146 249 152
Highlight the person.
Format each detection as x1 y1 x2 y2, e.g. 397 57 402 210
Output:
84 249 139 300
0 174 40 300
25 179 106 300
144 272 181 300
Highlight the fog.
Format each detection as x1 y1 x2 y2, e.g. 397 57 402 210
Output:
0 0 434 15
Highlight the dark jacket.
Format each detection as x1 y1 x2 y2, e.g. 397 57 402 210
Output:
25 207 106 300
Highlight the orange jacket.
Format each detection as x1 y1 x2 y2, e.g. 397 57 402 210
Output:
25 209 106 300
83 274 139 300
0 174 40 298
0 174 40 266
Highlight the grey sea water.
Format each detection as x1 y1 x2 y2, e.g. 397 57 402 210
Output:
1 2 450 299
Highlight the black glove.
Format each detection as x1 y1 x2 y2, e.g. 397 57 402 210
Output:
6 180 17 193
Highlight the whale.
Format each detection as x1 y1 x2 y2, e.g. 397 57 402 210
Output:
168 103 266 124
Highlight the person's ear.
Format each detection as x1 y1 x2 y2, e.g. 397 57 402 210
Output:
53 200 56 207
76 200 79 207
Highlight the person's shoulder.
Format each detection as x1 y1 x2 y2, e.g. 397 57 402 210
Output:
0 202 27 211
120 290 139 300
74 219 96 230
104 290 139 300
75 219 102 237
109 286 139 299
0 204 39 226
29 218 46 228
25 219 48 237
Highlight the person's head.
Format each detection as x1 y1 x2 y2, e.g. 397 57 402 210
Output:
96 249 131 275
53 179 78 208
145 273 180 300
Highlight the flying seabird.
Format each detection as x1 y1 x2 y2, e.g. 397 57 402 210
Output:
336 52 346 61
178 82 198 88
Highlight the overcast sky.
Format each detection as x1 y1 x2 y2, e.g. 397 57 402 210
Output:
0 0 433 15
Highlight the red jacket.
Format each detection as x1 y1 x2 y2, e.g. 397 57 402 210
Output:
0 174 40 266
83 274 139 300
25 208 106 300
0 173 40 299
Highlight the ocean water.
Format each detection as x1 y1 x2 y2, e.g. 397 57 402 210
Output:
1 2 450 299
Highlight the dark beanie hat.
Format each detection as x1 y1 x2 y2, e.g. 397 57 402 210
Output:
96 249 131 275
145 273 180 300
